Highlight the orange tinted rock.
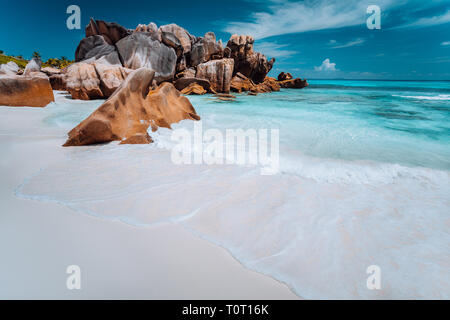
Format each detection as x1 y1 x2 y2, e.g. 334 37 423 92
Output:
278 78 308 89
63 68 200 146
230 72 255 93
277 72 293 81
120 132 153 145
0 75 54 107
253 77 280 93
181 83 207 95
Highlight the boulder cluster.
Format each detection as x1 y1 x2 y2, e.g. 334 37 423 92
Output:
64 68 200 146
0 18 308 146
0 59 54 107
53 18 307 99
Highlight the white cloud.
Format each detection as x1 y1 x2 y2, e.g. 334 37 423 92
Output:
223 0 395 39
253 41 298 58
441 41 450 46
394 10 450 29
330 38 365 49
314 58 337 71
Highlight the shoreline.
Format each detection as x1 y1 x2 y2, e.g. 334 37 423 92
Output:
0 102 300 299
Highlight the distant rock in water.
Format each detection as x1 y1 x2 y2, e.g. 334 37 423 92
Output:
226 35 275 84
278 72 293 81
278 78 309 89
63 68 200 147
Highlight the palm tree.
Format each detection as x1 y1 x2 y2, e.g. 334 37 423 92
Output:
32 51 41 60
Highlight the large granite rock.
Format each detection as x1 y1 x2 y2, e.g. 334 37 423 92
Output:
63 68 200 146
174 77 211 92
49 74 67 91
23 58 42 76
230 72 254 93
65 63 103 100
85 18 131 45
0 75 54 107
253 77 280 93
116 33 177 82
0 61 19 76
196 58 234 93
159 24 193 54
181 83 207 95
75 35 117 63
65 62 132 99
190 32 223 67
94 63 133 97
226 34 275 84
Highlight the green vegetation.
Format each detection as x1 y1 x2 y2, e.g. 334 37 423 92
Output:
0 52 74 70
42 56 73 69
0 54 28 69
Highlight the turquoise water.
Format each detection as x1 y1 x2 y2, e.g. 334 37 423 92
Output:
19 84 450 298
187 80 450 175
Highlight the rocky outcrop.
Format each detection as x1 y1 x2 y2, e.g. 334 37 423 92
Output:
116 33 177 82
135 23 159 39
278 78 308 89
23 58 42 76
278 72 293 81
85 18 131 45
65 63 103 100
253 77 280 93
41 67 61 76
67 18 307 99
230 72 254 93
159 24 193 54
230 73 280 93
190 32 223 67
226 34 275 84
174 77 211 92
196 58 234 93
94 63 133 97
181 83 207 95
63 68 200 146
65 62 132 100
75 35 118 63
0 75 54 107
49 74 67 91
0 61 19 76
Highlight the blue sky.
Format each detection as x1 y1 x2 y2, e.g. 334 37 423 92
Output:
1 0 449 79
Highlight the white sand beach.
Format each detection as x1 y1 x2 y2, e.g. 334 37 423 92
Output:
0 94 299 299
1 91 448 299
